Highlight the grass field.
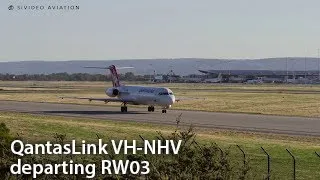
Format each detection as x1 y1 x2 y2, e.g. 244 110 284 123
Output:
1 81 320 117
1 81 320 179
0 111 319 179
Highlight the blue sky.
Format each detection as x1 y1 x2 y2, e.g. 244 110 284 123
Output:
1 0 320 61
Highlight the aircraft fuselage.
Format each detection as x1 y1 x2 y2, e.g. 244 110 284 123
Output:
106 85 175 109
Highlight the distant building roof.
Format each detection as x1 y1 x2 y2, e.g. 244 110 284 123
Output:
199 70 319 76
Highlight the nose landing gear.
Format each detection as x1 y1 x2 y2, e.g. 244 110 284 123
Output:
121 106 127 112
121 103 128 112
162 109 167 113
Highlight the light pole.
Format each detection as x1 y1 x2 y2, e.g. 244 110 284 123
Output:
318 48 320 81
286 57 288 83
304 57 307 80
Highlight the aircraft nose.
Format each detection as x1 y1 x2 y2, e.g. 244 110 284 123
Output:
170 95 175 104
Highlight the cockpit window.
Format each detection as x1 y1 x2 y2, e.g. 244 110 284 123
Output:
159 92 168 95
159 92 173 95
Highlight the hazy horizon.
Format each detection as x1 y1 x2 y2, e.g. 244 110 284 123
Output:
1 0 320 61
1 56 320 63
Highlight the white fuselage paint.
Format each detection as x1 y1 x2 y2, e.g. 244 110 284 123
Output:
106 86 175 109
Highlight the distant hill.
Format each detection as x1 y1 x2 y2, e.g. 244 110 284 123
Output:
0 58 319 75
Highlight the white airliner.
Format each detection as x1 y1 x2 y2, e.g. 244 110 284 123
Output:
203 73 222 83
62 65 176 113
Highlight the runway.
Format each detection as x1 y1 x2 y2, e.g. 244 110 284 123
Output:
0 100 319 136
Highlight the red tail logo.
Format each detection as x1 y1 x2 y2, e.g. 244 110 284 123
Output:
109 65 120 87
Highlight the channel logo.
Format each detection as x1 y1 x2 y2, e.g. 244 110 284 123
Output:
7 5 80 11
8 5 14 10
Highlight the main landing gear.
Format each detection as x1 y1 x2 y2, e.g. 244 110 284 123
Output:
148 106 166 113
121 103 128 112
148 106 155 112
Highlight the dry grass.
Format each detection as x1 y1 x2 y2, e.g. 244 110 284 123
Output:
1 81 320 117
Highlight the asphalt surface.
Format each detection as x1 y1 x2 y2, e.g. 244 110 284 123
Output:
0 100 319 136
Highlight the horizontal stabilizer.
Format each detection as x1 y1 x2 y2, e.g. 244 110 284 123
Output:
84 66 134 70
84 65 134 87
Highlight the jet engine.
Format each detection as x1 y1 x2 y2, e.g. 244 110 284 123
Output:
106 88 120 97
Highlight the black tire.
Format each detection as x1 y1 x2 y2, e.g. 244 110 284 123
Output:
121 106 127 112
151 106 155 112
147 107 151 112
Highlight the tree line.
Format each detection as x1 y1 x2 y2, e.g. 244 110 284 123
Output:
0 72 150 81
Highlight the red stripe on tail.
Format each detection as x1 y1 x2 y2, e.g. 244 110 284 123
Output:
109 65 120 87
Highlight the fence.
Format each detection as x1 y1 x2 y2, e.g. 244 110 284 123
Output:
230 144 319 179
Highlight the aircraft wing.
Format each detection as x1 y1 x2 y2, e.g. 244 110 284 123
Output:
60 96 135 103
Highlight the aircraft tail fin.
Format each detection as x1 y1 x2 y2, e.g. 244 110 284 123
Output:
109 65 120 87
